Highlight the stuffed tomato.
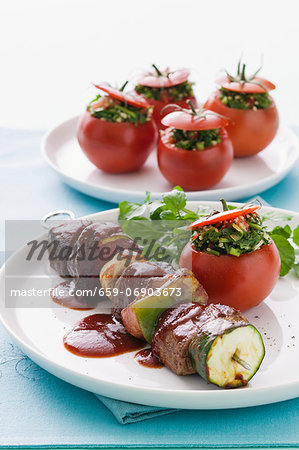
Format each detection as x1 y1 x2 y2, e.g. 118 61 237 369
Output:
135 65 197 129
157 103 233 190
77 83 158 173
179 201 281 311
204 61 279 157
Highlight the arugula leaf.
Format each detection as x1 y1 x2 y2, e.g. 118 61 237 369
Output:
270 234 295 276
293 225 299 246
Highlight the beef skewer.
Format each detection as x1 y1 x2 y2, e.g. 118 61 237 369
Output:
49 220 265 388
96 227 265 388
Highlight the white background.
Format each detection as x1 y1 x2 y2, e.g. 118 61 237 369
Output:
1 0 299 129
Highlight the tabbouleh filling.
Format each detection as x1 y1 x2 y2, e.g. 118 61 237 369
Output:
170 128 221 150
219 88 272 110
192 212 270 257
88 95 152 126
135 80 194 102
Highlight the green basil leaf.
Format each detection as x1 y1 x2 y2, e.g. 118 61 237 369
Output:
294 263 299 278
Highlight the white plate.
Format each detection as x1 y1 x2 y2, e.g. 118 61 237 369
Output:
1 202 299 409
42 116 299 203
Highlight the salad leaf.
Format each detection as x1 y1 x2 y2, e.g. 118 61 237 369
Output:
270 234 295 276
294 263 299 279
270 225 292 239
293 225 299 246
161 187 186 216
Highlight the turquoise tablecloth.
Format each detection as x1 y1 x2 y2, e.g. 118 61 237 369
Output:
0 128 299 447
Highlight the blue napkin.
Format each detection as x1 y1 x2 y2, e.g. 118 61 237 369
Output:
96 395 177 424
1 127 299 440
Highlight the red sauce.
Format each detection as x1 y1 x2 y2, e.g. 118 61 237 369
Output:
64 314 144 357
51 280 96 310
134 348 164 368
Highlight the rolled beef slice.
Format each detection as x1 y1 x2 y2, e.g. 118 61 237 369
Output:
113 261 175 319
48 219 92 277
152 303 205 375
152 303 249 376
71 222 141 289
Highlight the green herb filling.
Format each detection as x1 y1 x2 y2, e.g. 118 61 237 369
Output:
88 95 151 126
171 128 221 150
135 80 194 102
219 88 272 110
192 213 270 257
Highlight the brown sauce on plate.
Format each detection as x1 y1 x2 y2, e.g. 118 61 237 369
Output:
64 313 144 357
134 348 164 369
51 280 96 310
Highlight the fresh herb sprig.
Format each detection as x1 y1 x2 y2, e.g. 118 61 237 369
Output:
135 80 194 102
119 187 198 266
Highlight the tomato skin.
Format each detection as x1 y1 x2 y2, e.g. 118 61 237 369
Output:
137 68 191 88
93 83 149 108
216 76 276 93
161 108 229 130
157 128 233 190
179 240 280 311
77 111 158 173
137 94 197 130
204 91 279 157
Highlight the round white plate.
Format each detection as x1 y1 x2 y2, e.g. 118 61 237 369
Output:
1 202 299 409
42 116 299 203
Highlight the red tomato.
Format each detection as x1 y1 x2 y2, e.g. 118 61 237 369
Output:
136 66 196 130
161 108 230 130
137 68 191 88
157 127 233 190
204 91 279 157
93 83 149 108
77 111 158 173
148 96 197 131
216 75 276 93
179 240 280 311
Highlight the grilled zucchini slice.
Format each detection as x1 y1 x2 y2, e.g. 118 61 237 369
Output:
189 324 265 388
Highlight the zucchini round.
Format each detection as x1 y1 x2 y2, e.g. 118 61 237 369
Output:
189 324 265 388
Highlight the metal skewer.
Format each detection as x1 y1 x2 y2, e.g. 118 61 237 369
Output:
232 354 252 371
